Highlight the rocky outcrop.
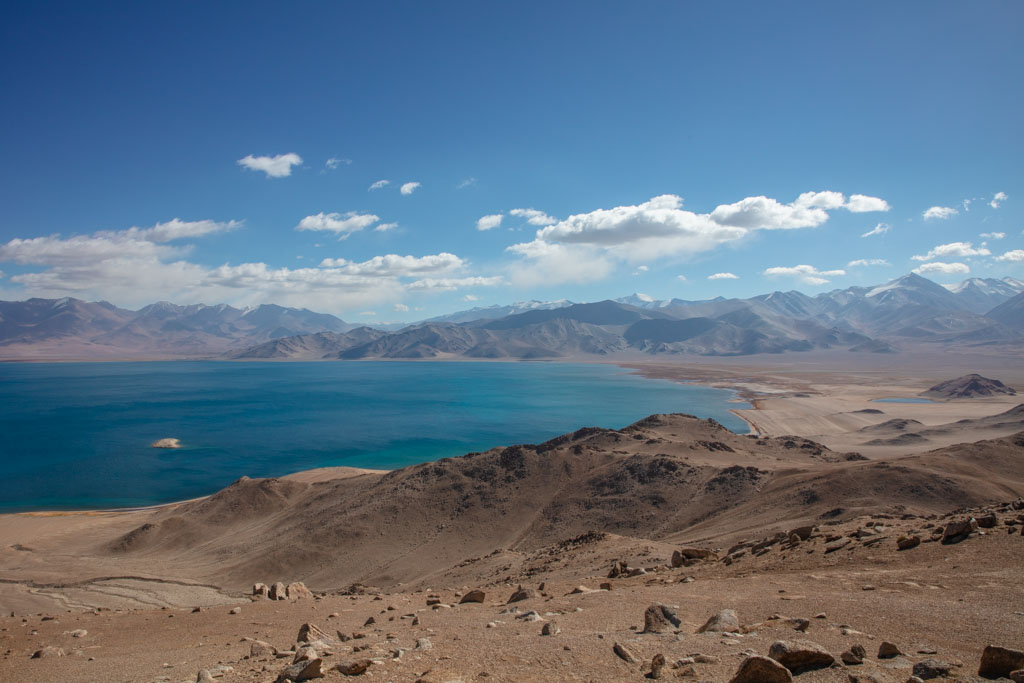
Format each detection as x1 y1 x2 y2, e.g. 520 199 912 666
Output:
769 639 836 673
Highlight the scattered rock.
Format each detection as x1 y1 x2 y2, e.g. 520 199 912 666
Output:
568 585 594 594
768 639 836 673
31 646 65 659
250 640 277 657
878 641 902 658
197 670 215 683
977 513 998 528
336 659 372 676
541 622 560 636
728 654 793 683
671 547 717 567
253 583 269 597
269 582 288 600
276 658 325 682
941 518 977 544
825 538 851 553
912 659 952 679
1009 670 1024 683
416 638 433 651
294 646 319 663
296 623 332 645
698 609 739 633
614 642 639 663
979 645 1024 678
642 604 681 634
507 585 536 603
459 590 486 604
69 629 87 638
229 607 242 615
649 653 666 679
897 536 921 551
841 644 867 665
287 582 314 600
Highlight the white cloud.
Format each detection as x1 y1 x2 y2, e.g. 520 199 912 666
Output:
990 191 1008 209
510 208 557 226
295 212 379 239
324 157 352 171
980 232 1005 240
846 194 891 213
911 241 991 261
400 182 421 196
923 206 959 220
237 153 302 178
763 264 845 285
912 261 970 275
318 253 464 277
393 303 410 312
708 272 739 280
462 294 479 302
963 198 973 212
506 241 614 287
847 258 890 267
506 190 880 287
359 311 377 316
676 274 687 281
861 222 890 238
476 214 503 231
406 276 502 291
632 265 649 275
374 222 398 232
369 179 390 191
996 249 1024 263
457 178 477 189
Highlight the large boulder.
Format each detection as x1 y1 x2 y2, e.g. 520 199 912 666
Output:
275 658 325 682
729 655 793 683
269 581 288 600
941 517 978 544
507 585 537 603
641 604 681 634
769 639 836 673
979 645 1024 678
913 659 952 679
253 583 269 597
671 547 717 567
697 609 739 633
287 582 313 600
459 589 486 604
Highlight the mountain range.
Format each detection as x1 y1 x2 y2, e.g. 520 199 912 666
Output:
1 274 1022 360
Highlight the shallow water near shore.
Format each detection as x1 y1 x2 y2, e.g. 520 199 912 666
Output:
0 361 748 512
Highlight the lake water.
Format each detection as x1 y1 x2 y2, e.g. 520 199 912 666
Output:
0 361 749 512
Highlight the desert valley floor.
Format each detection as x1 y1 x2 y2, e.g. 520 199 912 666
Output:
1 353 1023 682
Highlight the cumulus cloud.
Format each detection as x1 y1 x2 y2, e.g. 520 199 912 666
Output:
912 261 970 275
374 222 398 232
506 191 885 287
476 214 503 231
406 276 502 291
980 232 1005 240
911 241 991 261
990 191 1008 209
708 272 739 280
861 223 890 238
295 212 380 239
847 258 890 267
237 153 302 178
400 182 421 195
393 303 409 312
510 208 557 226
923 206 959 220
676 274 687 281
846 194 892 213
318 253 463 276
368 179 390 191
763 264 845 285
0 219 495 313
462 294 479 302
996 249 1024 263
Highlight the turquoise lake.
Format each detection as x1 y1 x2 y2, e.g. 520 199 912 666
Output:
0 361 749 512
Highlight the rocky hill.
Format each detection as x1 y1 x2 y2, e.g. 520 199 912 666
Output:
922 373 1018 399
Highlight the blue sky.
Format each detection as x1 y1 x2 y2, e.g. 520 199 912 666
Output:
1 1 1021 320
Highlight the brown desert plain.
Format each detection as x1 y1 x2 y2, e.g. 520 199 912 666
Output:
2 350 1024 683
